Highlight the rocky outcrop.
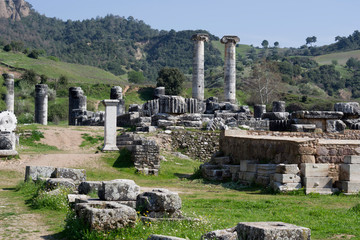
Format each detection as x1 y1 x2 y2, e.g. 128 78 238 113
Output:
0 0 31 21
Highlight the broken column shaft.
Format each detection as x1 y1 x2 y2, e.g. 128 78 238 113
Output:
2 74 14 112
68 87 87 125
191 34 209 101
35 84 48 125
221 36 240 104
110 86 125 116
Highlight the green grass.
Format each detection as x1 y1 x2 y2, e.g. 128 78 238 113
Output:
80 133 104 148
123 86 155 108
0 50 128 85
17 127 59 153
313 49 360 66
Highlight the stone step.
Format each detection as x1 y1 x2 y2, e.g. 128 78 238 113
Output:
213 156 231 165
272 182 302 192
338 181 360 194
303 177 333 188
305 188 337 195
273 173 301 184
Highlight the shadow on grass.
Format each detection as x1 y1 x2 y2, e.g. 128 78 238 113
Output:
112 148 134 168
2 187 16 191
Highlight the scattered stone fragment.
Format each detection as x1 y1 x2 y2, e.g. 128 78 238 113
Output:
98 179 140 201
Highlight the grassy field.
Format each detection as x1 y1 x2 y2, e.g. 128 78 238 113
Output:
313 49 360 65
0 50 128 85
2 125 359 240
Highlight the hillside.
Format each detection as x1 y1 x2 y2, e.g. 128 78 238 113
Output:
313 49 360 65
0 9 223 82
0 49 128 85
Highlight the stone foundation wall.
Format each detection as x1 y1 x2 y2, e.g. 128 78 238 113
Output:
171 130 220 161
220 130 360 166
246 129 360 140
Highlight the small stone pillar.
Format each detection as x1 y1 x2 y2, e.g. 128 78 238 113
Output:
35 84 48 125
221 36 240 104
254 104 266 118
2 74 14 112
154 87 165 99
68 87 87 125
102 100 119 151
191 34 209 101
273 101 286 112
110 86 125 116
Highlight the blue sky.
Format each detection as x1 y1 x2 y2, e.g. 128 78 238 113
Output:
27 0 360 48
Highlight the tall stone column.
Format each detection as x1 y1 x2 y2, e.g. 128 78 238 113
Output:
221 36 240 104
110 86 125 116
68 87 87 125
2 73 14 112
102 99 119 151
35 84 48 125
191 34 209 101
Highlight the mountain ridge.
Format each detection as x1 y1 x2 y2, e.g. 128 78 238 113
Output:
0 0 30 21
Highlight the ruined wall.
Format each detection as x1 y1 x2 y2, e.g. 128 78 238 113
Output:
220 130 360 166
171 130 220 161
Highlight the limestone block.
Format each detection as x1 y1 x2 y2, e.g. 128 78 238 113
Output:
201 227 238 240
292 111 343 119
148 235 186 240
276 164 299 174
344 155 360 164
338 181 360 193
240 160 256 172
25 166 55 181
272 182 302 192
291 124 316 132
246 163 258 173
256 176 270 186
98 179 140 201
75 202 137 230
136 188 182 218
274 173 301 183
334 102 360 117
229 165 241 174
301 163 329 177
67 194 89 203
181 120 202 128
236 222 311 240
262 112 289 120
52 167 86 184
78 181 102 194
339 164 360 181
303 177 333 188
157 119 175 127
46 178 75 190
298 147 316 155
257 164 277 176
326 120 346 133
305 188 335 195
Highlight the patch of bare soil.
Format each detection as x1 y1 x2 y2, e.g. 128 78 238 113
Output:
0 126 105 239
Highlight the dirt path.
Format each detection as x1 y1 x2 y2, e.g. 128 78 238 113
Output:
0 125 105 240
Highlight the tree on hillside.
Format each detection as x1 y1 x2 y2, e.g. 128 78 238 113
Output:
274 41 279 48
244 60 282 105
21 70 37 85
261 40 269 49
128 71 145 84
306 36 317 46
156 67 185 95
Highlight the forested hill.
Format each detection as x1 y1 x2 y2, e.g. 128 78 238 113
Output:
0 11 222 81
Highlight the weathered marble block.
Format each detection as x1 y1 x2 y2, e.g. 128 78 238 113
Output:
236 222 311 240
201 227 238 240
98 179 140 201
52 167 86 184
25 166 55 181
300 163 329 177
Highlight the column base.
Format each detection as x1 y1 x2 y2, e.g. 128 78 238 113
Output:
102 145 119 152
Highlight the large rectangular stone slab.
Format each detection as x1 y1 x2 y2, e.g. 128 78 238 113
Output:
52 167 86 184
274 173 301 183
98 179 140 201
236 222 311 240
339 164 360 181
25 166 56 181
276 164 299 174
301 163 329 177
344 155 360 164
303 177 333 188
339 181 360 194
240 160 256 172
